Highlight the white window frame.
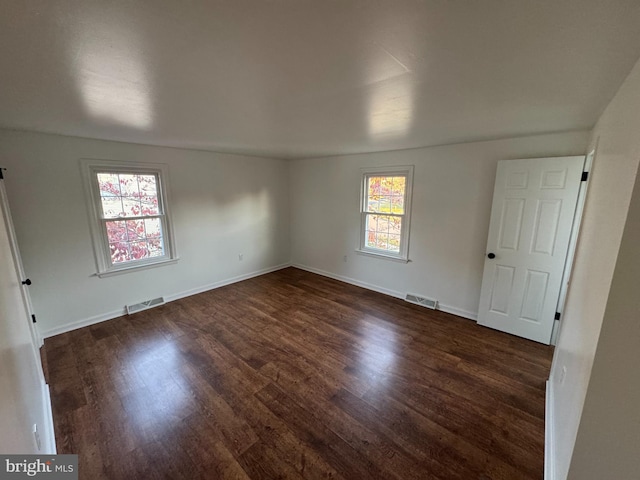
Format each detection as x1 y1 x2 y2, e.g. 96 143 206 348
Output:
357 165 414 262
81 159 178 277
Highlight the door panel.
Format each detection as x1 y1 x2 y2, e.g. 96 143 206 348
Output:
520 270 549 321
489 265 515 314
531 199 562 255
498 199 525 250
540 169 567 189
478 156 584 344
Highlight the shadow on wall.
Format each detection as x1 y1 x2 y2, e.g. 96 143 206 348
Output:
172 186 282 273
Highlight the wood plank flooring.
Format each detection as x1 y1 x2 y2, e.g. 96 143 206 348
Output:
43 267 553 479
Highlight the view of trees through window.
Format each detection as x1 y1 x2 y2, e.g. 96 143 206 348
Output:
97 172 165 264
364 175 406 252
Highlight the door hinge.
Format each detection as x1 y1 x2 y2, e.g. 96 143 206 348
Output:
581 171 589 182
31 314 36 324
554 312 561 321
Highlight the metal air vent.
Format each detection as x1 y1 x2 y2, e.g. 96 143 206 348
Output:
405 293 438 310
126 296 165 315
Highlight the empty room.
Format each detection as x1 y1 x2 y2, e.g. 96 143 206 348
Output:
1 1 640 479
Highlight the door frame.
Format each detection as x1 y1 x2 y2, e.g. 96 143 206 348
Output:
550 150 594 345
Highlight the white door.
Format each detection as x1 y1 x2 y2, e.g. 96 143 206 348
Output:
477 156 585 344
0 172 54 453
0 176 40 351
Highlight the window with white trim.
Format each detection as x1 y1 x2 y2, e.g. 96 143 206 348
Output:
359 166 414 261
81 160 177 277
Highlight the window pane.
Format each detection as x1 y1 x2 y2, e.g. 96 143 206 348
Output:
140 195 160 215
380 176 394 196
367 177 380 212
137 174 157 195
366 230 376 248
368 177 381 197
118 174 139 196
138 175 159 215
365 214 378 231
144 218 162 238
389 216 402 235
98 173 121 196
392 176 406 196
375 232 389 250
101 196 124 218
388 234 401 252
378 196 392 213
391 195 404 215
110 242 131 264
105 220 127 243
377 215 391 234
130 241 151 260
392 176 406 214
122 197 142 217
148 237 164 257
125 219 146 241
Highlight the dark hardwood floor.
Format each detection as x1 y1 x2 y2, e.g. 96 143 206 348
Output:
43 267 553 479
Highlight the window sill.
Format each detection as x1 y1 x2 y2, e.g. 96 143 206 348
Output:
95 257 179 278
355 249 410 263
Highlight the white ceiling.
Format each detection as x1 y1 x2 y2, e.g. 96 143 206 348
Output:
1 1 640 159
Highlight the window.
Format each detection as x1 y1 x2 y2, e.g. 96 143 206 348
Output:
81 160 177 277
359 165 414 261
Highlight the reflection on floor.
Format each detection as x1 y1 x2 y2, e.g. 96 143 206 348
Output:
44 267 553 479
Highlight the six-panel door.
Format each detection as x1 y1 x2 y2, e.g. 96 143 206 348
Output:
477 156 585 344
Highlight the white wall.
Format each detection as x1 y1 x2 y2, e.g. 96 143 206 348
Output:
0 130 291 337
549 57 640 480
290 131 588 318
0 183 54 453
567 145 640 479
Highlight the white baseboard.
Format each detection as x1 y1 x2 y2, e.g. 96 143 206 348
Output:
163 263 291 303
438 303 478 321
545 379 555 480
41 308 127 339
40 263 291 339
292 264 405 299
291 263 478 322
40 262 478 338
41 382 56 454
